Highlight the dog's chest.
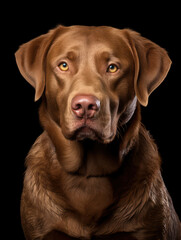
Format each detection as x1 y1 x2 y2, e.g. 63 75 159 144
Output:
54 176 115 238
63 175 114 222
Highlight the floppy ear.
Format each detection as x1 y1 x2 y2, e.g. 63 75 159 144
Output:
15 27 62 101
123 29 172 106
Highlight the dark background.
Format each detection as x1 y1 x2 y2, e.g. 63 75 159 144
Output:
3 3 180 239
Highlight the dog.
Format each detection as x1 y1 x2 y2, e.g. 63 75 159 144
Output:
15 25 181 240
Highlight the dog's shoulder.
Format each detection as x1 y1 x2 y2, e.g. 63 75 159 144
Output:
22 131 64 217
25 131 55 167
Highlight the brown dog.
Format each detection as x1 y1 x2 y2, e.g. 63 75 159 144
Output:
15 25 181 240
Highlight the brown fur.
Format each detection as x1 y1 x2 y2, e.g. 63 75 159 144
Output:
15 25 181 240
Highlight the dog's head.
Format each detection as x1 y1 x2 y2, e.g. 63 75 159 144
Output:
15 25 171 143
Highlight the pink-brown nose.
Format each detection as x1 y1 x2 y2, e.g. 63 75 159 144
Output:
71 95 100 119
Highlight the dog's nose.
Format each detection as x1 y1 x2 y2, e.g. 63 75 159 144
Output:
71 95 100 119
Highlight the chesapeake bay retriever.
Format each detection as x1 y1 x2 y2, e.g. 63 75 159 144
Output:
15 25 181 240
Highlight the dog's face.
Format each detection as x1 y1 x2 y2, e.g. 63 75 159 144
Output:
45 26 136 143
15 25 171 143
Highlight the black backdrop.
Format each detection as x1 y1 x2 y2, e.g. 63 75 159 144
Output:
3 3 180 239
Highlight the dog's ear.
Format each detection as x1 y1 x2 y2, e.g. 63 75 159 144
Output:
15 26 64 101
123 29 172 106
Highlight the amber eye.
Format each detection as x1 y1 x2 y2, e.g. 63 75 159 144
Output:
107 64 118 73
58 62 69 71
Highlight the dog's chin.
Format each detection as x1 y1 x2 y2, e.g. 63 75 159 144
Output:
64 126 115 144
73 126 97 141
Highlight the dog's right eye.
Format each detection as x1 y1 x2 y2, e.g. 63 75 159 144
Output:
107 64 118 73
58 62 69 71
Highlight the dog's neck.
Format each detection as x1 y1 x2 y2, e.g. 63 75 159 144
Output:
71 139 121 177
39 101 141 177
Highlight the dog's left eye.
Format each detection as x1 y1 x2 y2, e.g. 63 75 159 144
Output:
107 64 118 73
58 62 69 71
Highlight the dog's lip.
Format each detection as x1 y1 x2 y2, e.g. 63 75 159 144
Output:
63 118 115 143
66 119 100 140
73 125 98 140
77 126 93 133
72 119 97 134
67 124 115 143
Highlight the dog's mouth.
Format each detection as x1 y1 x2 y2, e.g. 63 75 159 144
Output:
73 126 98 141
66 123 115 143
